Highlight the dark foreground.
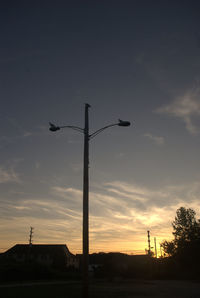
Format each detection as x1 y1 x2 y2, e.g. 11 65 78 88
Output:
1 279 200 298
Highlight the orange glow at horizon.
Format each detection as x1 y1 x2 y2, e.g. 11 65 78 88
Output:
2 181 197 256
0 228 173 256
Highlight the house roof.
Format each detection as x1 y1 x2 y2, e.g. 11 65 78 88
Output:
4 244 75 258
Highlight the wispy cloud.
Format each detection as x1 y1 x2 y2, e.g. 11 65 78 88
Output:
70 162 82 173
156 87 200 135
0 118 52 148
35 162 40 169
144 133 165 145
52 186 82 200
2 180 200 253
23 132 32 137
0 167 21 184
52 180 200 249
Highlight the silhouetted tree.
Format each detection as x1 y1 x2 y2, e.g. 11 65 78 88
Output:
162 207 200 256
160 207 200 278
173 207 200 245
161 240 175 257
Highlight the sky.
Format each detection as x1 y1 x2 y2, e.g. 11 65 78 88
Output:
1 0 200 255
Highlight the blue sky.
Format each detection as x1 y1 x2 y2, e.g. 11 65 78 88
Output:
1 0 200 254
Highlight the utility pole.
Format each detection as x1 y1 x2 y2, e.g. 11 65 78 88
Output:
83 103 90 298
49 104 130 298
154 237 157 258
147 230 151 256
29 227 34 246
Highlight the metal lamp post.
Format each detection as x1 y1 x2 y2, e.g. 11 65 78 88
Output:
49 103 130 298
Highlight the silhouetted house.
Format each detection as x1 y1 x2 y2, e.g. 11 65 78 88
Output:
3 244 79 270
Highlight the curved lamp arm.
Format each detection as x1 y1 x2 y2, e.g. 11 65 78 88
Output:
60 125 84 133
49 119 130 138
49 122 84 134
89 124 118 140
89 119 131 140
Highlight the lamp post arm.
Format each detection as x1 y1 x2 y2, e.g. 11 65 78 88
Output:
89 123 119 140
60 125 84 133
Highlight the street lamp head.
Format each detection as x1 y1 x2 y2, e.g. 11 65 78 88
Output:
49 122 60 132
118 119 131 127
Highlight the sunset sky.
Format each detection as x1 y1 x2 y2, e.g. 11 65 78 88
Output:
1 0 200 255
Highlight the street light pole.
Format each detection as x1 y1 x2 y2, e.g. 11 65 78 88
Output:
83 103 90 298
49 104 130 298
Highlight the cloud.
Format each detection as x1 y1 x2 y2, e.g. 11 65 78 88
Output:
52 186 82 200
35 162 40 169
51 186 83 212
156 87 200 135
2 180 200 253
0 167 21 184
70 162 82 173
23 132 32 137
0 118 52 149
51 180 200 250
143 133 165 145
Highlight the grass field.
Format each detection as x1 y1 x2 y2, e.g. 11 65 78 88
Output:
1 279 200 298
